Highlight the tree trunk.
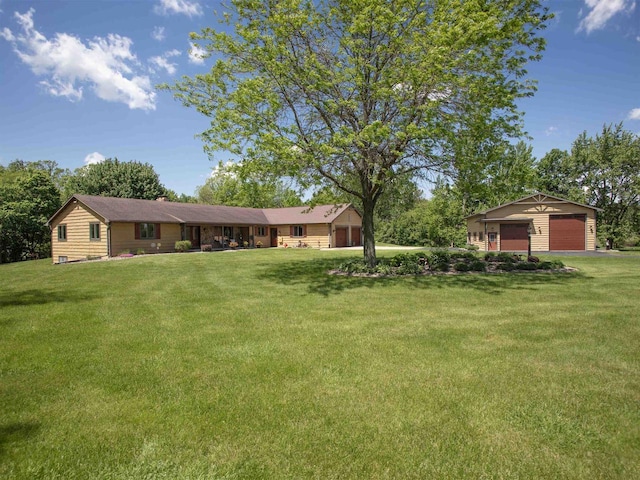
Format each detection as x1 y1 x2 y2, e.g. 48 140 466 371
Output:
362 197 376 269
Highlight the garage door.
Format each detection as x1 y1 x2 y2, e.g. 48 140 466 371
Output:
335 227 348 247
549 214 586 251
351 227 361 246
500 223 529 251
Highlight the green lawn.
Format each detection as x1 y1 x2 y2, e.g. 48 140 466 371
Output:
1 250 639 479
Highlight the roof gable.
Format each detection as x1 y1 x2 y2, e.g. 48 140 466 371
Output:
465 192 602 219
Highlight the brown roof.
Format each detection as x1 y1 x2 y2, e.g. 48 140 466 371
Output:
262 204 351 224
49 195 356 226
465 192 602 219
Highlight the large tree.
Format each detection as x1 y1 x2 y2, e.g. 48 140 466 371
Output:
62 158 168 200
0 161 61 263
164 0 550 266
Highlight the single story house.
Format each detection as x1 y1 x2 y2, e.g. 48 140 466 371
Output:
466 192 601 252
48 195 362 263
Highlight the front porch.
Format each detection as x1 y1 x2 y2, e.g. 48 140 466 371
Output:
183 224 260 250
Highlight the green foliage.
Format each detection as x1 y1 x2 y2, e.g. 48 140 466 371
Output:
469 260 486 272
163 0 551 267
454 262 470 272
0 161 61 263
456 140 540 214
174 240 192 252
62 158 168 200
197 162 300 208
515 262 538 270
379 184 467 247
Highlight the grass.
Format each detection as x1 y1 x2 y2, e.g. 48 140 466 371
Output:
1 249 639 479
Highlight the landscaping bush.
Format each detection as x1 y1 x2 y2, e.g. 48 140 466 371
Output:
175 240 192 252
499 263 515 271
396 262 422 275
338 258 371 274
430 250 450 264
469 260 486 272
454 262 469 272
515 262 538 270
201 244 213 252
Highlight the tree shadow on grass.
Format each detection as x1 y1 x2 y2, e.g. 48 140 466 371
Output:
0 288 98 308
0 422 40 458
258 257 591 297
0 289 100 328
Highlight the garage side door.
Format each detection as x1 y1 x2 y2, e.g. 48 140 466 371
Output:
549 214 586 251
500 223 528 251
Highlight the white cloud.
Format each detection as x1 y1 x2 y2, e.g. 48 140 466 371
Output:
151 26 165 42
577 0 636 34
545 126 558 136
149 49 181 75
154 0 202 18
1 9 156 110
84 152 106 165
188 42 206 64
628 108 640 120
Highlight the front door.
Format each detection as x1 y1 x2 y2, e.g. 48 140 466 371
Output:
488 232 497 251
189 226 201 248
270 228 278 247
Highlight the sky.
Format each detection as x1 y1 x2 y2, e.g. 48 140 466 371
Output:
0 0 638 197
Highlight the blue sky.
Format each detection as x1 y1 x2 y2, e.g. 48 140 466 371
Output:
0 0 638 197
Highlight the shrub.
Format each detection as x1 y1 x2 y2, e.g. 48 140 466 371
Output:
396 262 422 275
527 255 540 263
500 263 515 271
338 258 370 274
175 240 192 252
451 251 477 261
430 250 450 264
454 262 469 272
515 262 538 270
538 261 553 270
469 260 486 272
375 263 393 275
201 244 213 252
136 248 146 255
495 252 517 263
466 244 479 251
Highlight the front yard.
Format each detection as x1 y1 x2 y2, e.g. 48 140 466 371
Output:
1 249 638 479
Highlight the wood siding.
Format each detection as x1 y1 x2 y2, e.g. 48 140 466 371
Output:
467 198 597 252
110 222 182 255
50 203 108 263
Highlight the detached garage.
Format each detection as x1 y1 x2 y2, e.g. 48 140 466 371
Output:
466 193 601 252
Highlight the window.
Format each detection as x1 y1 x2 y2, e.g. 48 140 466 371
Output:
58 256 68 264
57 224 67 241
291 225 305 237
136 223 160 240
479 232 484 241
256 226 267 236
90 223 100 240
473 231 477 241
